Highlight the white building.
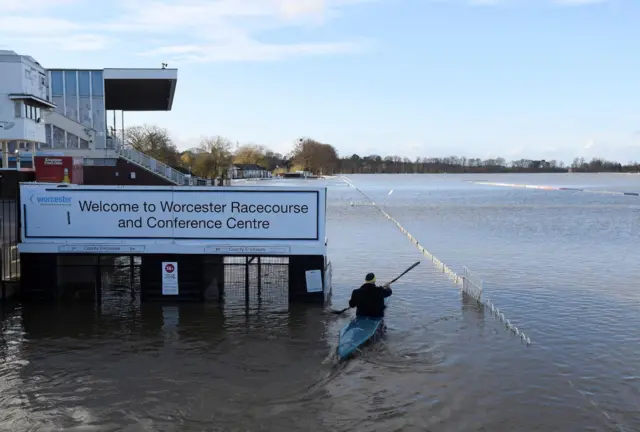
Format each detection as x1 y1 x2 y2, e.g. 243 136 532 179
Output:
231 164 272 179
0 50 55 166
0 50 184 184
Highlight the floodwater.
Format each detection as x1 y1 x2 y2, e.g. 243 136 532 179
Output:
1 173 640 431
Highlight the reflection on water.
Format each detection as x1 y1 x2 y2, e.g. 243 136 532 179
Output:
0 173 639 431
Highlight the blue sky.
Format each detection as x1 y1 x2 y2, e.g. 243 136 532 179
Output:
1 0 639 163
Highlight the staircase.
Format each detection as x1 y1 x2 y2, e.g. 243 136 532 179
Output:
119 146 189 185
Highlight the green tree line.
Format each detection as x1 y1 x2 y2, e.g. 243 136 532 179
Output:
125 124 640 177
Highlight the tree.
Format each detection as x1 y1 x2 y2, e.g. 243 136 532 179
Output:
125 124 179 167
192 136 233 178
234 144 268 166
290 138 339 175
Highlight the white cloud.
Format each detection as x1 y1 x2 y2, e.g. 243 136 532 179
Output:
0 0 79 12
0 0 374 61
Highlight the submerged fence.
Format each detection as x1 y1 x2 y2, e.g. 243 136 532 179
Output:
340 176 636 430
341 176 531 345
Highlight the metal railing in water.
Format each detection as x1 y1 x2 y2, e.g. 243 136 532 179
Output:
462 266 483 301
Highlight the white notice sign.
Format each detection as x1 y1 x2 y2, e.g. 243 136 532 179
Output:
162 261 179 295
20 184 321 240
305 269 323 293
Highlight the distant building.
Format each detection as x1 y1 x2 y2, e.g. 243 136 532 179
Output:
231 164 271 179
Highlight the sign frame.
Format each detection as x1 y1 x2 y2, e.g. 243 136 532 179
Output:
18 183 327 256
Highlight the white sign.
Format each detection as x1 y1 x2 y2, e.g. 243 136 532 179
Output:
205 245 291 254
162 261 179 295
305 269 323 293
20 184 324 243
58 245 146 253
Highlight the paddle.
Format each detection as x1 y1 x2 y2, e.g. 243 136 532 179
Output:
331 261 421 315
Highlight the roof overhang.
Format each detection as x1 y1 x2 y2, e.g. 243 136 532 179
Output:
103 68 177 111
8 94 56 109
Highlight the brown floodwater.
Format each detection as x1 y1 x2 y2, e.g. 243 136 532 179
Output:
1 173 639 431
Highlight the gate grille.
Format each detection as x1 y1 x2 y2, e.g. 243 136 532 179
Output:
0 199 19 300
222 256 288 311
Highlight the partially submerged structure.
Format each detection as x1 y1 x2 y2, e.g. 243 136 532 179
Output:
16 183 332 305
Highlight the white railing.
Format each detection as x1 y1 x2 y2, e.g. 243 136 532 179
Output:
462 266 483 302
119 146 188 185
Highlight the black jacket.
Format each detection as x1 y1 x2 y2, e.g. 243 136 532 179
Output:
349 283 392 318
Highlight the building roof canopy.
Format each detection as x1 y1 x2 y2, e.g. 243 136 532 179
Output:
103 68 177 111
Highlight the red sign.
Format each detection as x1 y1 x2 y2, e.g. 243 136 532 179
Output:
165 263 175 273
34 156 84 184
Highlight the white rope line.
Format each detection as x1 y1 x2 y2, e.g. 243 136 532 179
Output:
341 175 532 345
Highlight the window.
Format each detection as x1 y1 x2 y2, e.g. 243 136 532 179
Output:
51 71 64 96
64 71 77 96
15 100 41 120
67 133 79 149
91 71 103 96
78 71 90 97
52 126 65 148
65 70 78 121
44 124 53 148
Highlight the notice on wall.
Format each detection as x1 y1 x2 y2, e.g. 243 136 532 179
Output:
20 184 322 241
305 269 323 293
162 261 179 295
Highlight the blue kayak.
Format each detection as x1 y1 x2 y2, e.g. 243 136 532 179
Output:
336 316 385 360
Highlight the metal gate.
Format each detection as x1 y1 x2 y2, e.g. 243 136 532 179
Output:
222 256 289 311
0 199 20 300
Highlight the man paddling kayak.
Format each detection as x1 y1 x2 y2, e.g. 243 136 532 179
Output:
348 273 392 318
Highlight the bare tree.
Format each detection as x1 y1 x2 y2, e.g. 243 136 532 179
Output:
192 136 233 178
125 124 180 167
234 144 268 166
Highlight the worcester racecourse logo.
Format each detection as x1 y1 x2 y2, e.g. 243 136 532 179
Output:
30 194 73 206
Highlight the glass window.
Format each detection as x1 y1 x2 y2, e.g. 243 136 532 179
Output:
14 101 21 117
64 71 77 95
51 71 64 96
67 133 79 149
52 126 65 148
78 71 90 97
79 138 89 149
92 96 105 136
44 124 53 148
91 71 103 96
52 96 64 116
